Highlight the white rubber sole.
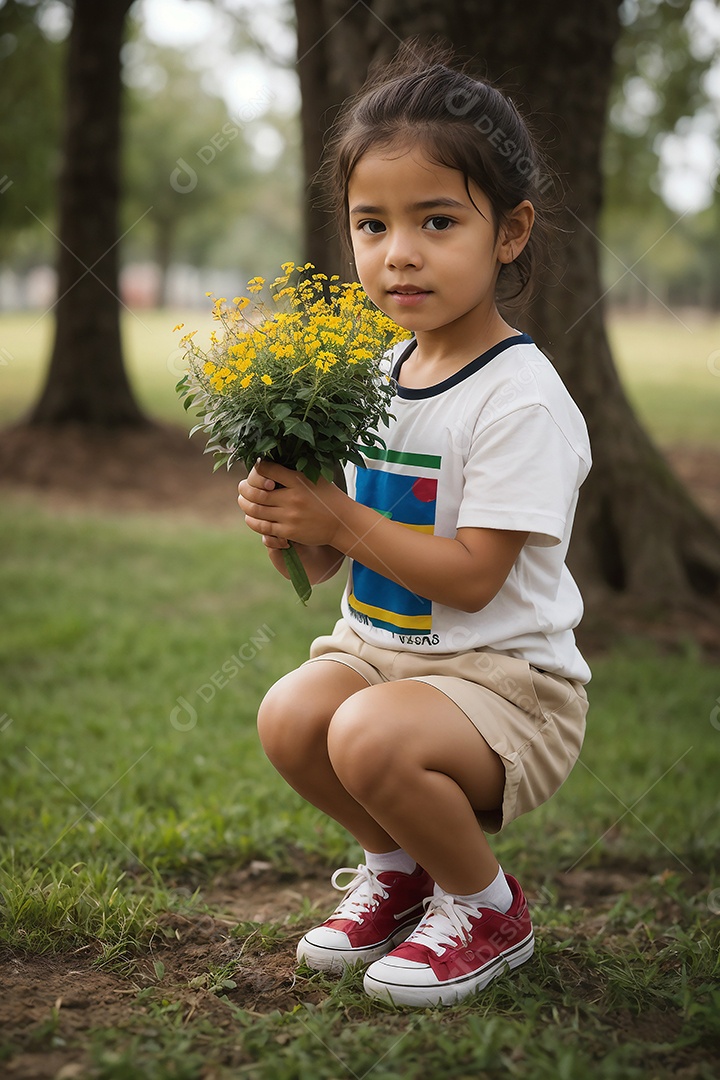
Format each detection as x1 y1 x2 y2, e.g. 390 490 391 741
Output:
296 919 419 974
363 931 535 1006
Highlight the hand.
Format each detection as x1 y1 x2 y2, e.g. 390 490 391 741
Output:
237 460 346 548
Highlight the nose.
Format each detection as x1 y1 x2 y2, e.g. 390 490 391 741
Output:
384 228 422 270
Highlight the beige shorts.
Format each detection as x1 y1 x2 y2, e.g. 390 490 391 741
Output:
305 618 588 834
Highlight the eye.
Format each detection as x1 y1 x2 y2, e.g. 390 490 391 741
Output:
357 219 386 235
424 216 453 232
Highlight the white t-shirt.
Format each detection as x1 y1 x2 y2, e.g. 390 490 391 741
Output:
340 333 592 683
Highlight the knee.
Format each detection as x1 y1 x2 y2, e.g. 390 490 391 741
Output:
327 692 401 804
257 673 325 773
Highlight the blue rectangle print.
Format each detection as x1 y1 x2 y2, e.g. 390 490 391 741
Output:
349 467 438 635
355 468 437 528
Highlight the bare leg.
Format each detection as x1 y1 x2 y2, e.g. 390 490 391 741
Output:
326 680 506 895
257 661 399 853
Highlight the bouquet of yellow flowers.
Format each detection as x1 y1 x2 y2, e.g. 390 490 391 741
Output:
175 262 406 602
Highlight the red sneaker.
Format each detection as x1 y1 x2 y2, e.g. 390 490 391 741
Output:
363 875 534 1006
296 863 434 973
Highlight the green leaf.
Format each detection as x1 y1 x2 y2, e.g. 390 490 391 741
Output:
271 402 294 421
255 435 280 455
281 543 312 604
302 462 321 483
285 419 315 445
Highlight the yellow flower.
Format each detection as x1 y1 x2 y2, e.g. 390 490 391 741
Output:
269 343 294 359
203 361 217 375
247 277 265 293
261 374 273 385
172 323 184 332
234 296 249 310
240 373 254 388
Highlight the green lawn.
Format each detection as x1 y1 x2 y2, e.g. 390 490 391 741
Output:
0 496 718 1077
1 305 719 1076
1 307 719 444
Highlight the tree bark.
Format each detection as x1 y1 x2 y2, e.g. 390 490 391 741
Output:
29 0 147 427
293 0 720 608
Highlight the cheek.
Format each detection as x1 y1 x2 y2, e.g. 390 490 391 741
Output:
351 247 377 291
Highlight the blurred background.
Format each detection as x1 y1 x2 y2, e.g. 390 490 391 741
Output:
0 0 718 429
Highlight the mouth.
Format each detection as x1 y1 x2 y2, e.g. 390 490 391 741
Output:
387 285 431 306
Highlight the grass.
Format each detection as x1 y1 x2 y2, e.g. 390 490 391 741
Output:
1 496 719 1077
1 304 719 1075
0 306 719 444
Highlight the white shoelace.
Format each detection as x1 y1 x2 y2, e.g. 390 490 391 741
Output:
406 893 478 956
328 864 389 924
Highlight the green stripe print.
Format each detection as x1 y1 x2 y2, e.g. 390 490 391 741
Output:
362 445 442 469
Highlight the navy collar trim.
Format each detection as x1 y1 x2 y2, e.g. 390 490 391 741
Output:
391 332 534 399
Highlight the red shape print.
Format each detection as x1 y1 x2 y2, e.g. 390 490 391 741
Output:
411 478 437 503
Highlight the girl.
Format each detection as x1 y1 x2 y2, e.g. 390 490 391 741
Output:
237 44 591 1008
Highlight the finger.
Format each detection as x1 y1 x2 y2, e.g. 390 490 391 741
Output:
262 534 290 549
237 492 281 522
255 459 298 486
244 466 275 492
244 514 284 537
237 482 277 509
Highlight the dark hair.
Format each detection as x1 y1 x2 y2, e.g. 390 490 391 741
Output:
324 41 556 308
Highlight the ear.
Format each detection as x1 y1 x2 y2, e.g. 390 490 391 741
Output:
497 200 535 264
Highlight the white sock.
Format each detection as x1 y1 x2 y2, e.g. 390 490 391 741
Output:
436 866 513 914
363 847 417 876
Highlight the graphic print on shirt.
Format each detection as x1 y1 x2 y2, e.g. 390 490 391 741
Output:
348 446 440 636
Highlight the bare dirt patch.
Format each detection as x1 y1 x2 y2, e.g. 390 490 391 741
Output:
0 863 710 1079
0 423 718 532
0 422 240 523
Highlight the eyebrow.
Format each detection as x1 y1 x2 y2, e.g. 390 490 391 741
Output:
349 197 469 215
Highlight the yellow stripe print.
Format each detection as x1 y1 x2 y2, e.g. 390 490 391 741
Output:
348 592 433 630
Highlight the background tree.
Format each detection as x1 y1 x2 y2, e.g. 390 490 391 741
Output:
122 38 302 304
29 0 144 426
602 0 720 309
293 0 720 610
0 1 63 267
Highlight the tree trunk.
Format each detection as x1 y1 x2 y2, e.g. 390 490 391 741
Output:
29 0 147 427
294 0 720 609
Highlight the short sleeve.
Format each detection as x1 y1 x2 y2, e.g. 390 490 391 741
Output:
455 404 589 546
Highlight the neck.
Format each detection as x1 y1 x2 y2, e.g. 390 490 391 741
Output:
412 310 516 371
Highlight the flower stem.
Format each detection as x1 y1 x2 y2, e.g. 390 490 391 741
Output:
281 542 312 604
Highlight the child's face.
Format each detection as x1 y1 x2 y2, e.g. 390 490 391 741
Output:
348 146 512 340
